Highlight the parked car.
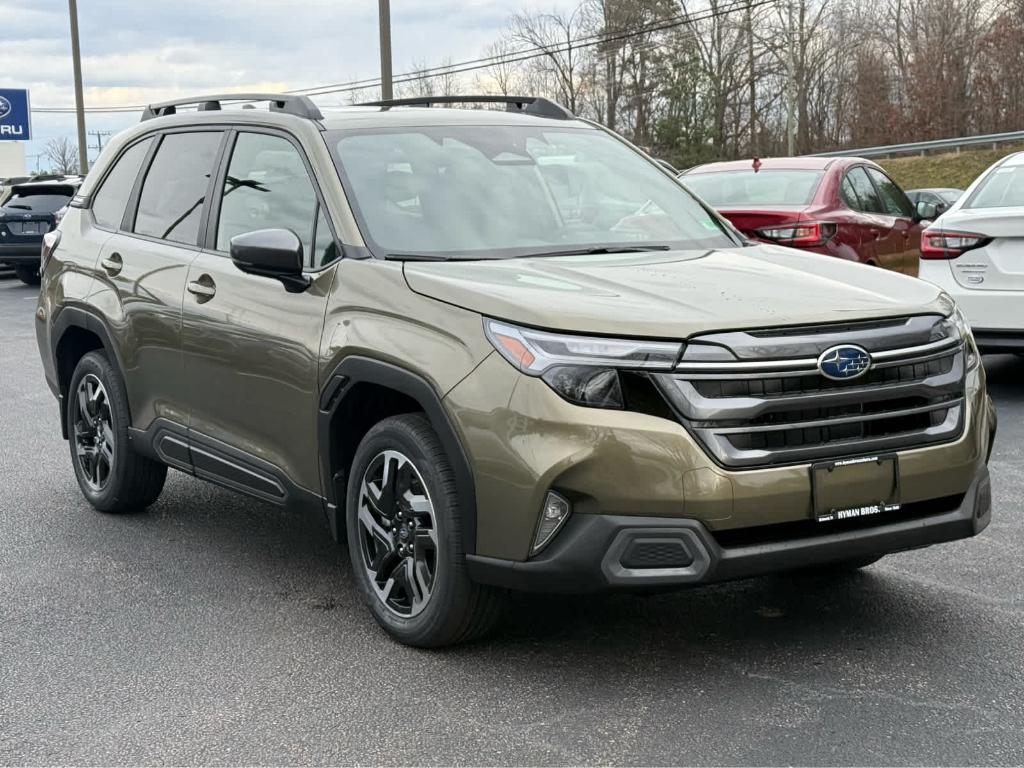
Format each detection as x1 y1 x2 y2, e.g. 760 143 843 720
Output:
918 152 1024 352
0 177 81 284
680 157 928 275
907 188 963 218
36 93 994 647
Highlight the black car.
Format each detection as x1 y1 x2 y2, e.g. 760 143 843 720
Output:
0 179 81 285
906 188 963 219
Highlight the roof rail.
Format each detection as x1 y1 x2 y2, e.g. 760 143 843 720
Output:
140 93 323 122
357 95 575 120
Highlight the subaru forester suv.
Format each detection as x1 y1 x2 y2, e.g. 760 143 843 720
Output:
36 93 995 647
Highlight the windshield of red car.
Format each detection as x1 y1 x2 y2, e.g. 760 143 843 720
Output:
682 169 825 207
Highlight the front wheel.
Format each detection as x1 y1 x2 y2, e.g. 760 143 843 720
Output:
346 414 504 647
14 264 40 285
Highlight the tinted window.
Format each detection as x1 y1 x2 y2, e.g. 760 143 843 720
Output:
312 205 338 267
134 132 222 245
216 132 319 264
867 168 913 217
966 165 1024 209
683 170 824 206
91 138 152 229
3 189 73 213
840 176 862 209
845 167 882 213
328 125 735 259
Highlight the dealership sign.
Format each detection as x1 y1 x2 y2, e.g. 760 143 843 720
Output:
0 89 31 141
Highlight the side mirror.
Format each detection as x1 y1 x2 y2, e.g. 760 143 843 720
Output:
915 200 938 222
230 228 310 292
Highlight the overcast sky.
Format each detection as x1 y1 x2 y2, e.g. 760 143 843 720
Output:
1 0 576 171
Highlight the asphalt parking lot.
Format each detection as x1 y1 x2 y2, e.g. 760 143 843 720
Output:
1 275 1023 766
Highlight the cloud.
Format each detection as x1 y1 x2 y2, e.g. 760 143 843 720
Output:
1 0 578 171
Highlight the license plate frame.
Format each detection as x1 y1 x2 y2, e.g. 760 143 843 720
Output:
810 454 901 523
21 222 39 235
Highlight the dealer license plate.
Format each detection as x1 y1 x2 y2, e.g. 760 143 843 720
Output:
811 455 901 523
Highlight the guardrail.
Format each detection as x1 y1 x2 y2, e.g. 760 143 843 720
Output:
809 130 1024 159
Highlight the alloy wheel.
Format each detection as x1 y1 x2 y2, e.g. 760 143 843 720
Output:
356 450 438 617
73 374 115 492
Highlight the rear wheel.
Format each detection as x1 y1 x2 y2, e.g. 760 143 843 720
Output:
14 264 40 285
67 351 167 513
346 414 504 647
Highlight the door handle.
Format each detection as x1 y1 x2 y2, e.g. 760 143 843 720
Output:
100 252 123 275
187 277 216 299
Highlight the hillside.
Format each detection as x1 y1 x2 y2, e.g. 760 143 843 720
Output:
878 144 1023 191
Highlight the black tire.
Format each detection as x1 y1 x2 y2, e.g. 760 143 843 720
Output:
346 413 504 647
14 264 40 286
66 351 167 513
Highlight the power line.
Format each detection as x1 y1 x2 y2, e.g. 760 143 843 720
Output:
32 0 768 114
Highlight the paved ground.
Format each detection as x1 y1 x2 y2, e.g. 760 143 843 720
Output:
1 275 1022 766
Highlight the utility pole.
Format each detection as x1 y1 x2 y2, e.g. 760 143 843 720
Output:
68 0 89 174
378 0 393 100
89 129 112 162
747 0 756 156
785 0 796 156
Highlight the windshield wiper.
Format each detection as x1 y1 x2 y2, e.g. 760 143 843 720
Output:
515 244 672 258
383 252 453 262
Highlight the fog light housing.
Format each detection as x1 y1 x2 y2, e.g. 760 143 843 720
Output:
532 492 571 554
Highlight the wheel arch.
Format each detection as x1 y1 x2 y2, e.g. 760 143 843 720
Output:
51 307 126 439
319 356 477 554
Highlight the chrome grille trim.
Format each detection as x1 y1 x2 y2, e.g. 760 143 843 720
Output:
656 317 967 469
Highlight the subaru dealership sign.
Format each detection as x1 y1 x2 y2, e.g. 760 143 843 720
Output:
0 89 31 141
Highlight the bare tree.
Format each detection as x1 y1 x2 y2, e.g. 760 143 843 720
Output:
510 6 590 112
44 137 79 175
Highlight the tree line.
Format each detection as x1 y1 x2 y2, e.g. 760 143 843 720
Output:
369 0 1024 169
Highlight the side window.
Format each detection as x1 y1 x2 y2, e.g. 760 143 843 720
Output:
840 175 862 211
846 167 883 214
216 132 319 264
134 132 223 245
313 205 339 267
867 167 914 217
91 137 152 230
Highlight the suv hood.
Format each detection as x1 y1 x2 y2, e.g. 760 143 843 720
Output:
404 244 948 339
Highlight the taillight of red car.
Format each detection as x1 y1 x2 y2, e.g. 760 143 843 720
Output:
920 230 989 260
757 222 837 247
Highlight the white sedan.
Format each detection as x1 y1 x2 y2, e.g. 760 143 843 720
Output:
919 151 1024 352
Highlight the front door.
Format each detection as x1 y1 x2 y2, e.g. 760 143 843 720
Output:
179 129 338 498
866 167 921 277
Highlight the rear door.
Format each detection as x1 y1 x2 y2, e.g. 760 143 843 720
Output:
179 129 338 498
866 167 920 276
91 129 226 434
839 167 881 264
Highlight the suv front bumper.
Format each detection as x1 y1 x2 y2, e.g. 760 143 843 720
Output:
467 464 992 593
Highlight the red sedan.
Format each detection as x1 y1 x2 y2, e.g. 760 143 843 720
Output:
681 157 926 276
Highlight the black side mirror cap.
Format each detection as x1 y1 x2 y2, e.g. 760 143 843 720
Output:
230 228 310 293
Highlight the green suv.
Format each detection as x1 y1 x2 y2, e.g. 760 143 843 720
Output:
36 93 996 647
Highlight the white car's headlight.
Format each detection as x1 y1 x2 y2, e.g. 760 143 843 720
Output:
483 319 683 408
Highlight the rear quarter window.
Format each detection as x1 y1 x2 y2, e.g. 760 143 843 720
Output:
91 138 153 230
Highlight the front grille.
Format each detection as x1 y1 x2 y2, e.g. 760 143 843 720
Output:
654 315 967 468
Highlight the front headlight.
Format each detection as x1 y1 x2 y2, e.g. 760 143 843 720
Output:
484 319 683 408
944 303 979 371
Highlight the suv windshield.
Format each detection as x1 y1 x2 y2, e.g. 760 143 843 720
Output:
327 124 735 259
682 170 824 207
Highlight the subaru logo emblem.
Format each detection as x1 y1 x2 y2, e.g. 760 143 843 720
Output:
0 96 10 121
818 344 872 380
